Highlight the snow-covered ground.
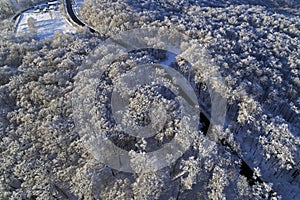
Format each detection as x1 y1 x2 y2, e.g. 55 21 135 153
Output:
73 0 84 16
16 6 76 39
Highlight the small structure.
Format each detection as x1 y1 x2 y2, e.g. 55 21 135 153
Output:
48 1 59 5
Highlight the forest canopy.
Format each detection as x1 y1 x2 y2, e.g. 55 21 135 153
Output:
0 0 299 199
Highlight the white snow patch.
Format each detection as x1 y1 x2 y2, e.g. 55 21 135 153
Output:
16 8 76 40
74 0 84 16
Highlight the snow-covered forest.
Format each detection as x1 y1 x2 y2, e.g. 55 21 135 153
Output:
0 0 299 199
0 0 49 20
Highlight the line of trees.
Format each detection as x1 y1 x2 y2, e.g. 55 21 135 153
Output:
0 0 48 20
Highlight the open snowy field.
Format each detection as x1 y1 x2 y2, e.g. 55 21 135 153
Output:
16 7 76 39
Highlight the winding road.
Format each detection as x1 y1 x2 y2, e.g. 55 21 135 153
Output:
64 0 96 33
